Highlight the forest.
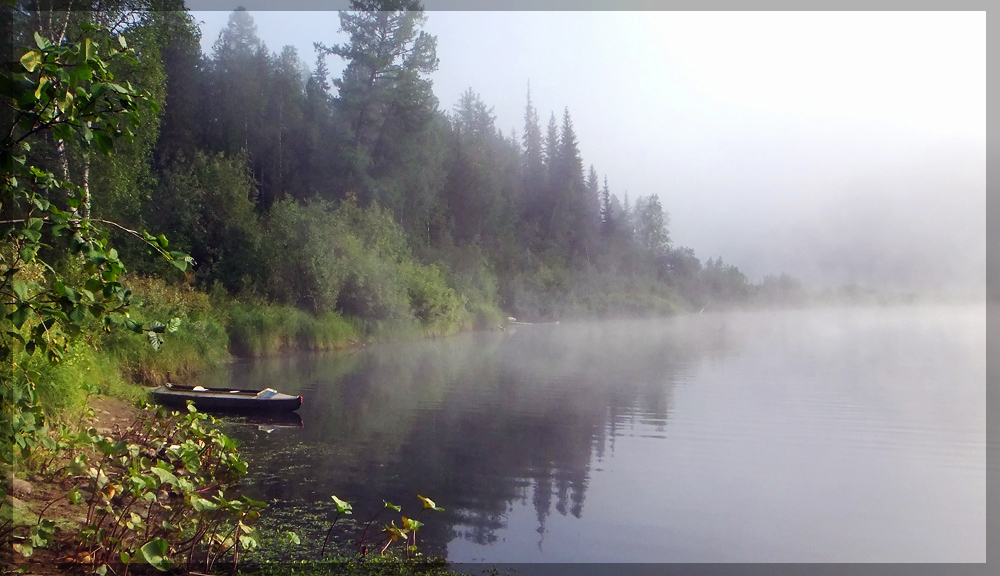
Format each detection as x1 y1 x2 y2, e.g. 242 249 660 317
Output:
7 1 806 342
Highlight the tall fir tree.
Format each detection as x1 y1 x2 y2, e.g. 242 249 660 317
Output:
315 0 441 216
600 176 612 229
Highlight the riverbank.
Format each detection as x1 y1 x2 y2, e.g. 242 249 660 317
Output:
5 271 493 574
4 394 467 575
25 273 497 422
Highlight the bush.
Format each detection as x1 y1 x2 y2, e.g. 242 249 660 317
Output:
14 404 265 573
263 199 348 313
262 196 482 335
402 263 467 335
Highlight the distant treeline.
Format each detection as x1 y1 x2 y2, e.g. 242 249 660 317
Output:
10 0 813 333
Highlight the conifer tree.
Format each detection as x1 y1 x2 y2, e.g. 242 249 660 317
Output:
600 176 614 235
522 83 544 184
316 0 438 154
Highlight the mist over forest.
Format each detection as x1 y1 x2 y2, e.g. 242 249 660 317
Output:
198 8 986 296
7 2 986 340
189 6 987 302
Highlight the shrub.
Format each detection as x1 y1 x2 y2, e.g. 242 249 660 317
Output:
402 262 467 335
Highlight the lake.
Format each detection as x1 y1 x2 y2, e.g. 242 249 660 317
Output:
200 305 986 563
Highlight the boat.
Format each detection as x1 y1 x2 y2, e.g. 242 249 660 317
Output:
149 383 303 413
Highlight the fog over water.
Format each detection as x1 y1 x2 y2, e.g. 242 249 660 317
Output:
190 8 985 296
212 305 986 563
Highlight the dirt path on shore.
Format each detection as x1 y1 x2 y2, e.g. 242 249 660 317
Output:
6 396 141 574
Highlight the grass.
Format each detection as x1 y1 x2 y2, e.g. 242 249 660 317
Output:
225 301 361 357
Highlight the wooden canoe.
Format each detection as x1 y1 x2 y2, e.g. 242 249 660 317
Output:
149 383 303 413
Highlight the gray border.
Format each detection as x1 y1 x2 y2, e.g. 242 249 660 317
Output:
184 1 990 10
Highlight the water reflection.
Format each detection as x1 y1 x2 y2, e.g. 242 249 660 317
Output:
203 307 984 562
207 316 725 557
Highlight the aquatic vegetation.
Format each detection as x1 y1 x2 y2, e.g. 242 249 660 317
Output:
318 494 444 561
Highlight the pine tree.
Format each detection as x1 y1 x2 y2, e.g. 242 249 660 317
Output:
520 83 546 235
316 0 438 152
205 9 272 189
600 175 614 235
522 83 543 169
543 112 559 170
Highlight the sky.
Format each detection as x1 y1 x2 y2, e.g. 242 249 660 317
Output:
190 9 986 295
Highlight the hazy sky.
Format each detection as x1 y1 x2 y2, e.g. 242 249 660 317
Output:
191 9 985 294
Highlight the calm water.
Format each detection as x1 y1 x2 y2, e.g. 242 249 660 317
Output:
200 305 986 563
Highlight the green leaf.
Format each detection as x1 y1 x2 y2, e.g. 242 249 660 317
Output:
11 305 30 329
239 527 262 550
62 287 79 304
242 495 268 508
12 280 29 301
20 50 41 72
191 496 219 512
93 130 113 154
20 246 38 263
149 467 178 487
83 37 96 61
331 495 353 514
384 500 401 512
51 123 73 142
402 516 424 531
166 317 181 334
69 304 88 324
137 538 172 572
417 495 443 511
57 90 73 113
31 520 55 547
147 331 163 351
34 32 50 49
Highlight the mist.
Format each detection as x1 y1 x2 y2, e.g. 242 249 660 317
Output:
189 9 985 298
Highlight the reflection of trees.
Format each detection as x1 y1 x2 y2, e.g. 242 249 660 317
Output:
216 317 737 558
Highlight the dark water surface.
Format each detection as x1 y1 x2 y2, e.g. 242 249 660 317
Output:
199 305 985 562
